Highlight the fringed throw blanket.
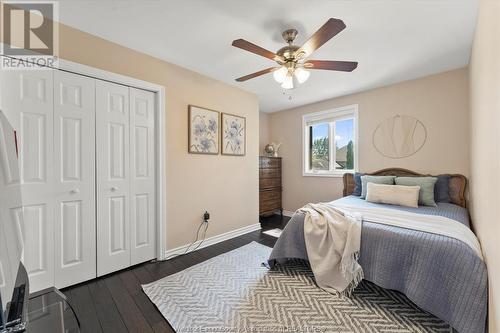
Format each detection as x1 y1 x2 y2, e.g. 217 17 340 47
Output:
299 203 363 296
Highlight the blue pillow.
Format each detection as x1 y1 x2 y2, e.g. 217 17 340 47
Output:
352 172 365 196
434 174 451 203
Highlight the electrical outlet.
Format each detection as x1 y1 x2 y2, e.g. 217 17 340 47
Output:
204 211 210 222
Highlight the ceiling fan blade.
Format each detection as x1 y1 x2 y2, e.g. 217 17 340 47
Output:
232 39 283 62
304 60 358 72
297 18 346 58
235 67 277 82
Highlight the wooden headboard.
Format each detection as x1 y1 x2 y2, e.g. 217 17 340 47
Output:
342 168 467 208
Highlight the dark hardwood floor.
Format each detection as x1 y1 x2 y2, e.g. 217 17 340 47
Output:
62 215 290 333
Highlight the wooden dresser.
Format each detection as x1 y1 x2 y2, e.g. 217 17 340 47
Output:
259 156 283 217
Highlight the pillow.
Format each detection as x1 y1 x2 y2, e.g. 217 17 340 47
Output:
360 175 395 199
366 183 420 208
352 172 365 196
434 174 451 203
395 176 438 207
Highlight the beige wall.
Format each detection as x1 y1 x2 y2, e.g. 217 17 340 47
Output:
2 19 260 249
268 68 470 212
469 0 500 331
259 111 270 154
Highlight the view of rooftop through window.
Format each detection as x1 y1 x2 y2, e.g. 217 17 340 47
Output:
310 118 354 171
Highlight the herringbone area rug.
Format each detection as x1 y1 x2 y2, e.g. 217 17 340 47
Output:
143 242 451 333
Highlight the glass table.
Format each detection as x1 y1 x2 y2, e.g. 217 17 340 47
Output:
26 288 80 333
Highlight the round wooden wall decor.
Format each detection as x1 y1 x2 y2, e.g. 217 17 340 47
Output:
372 115 427 159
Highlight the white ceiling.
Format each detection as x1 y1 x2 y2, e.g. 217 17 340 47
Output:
57 0 478 112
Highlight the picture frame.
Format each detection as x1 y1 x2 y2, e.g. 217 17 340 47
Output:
188 105 220 155
221 113 246 156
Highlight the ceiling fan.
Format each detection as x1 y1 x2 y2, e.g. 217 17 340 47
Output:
231 18 358 90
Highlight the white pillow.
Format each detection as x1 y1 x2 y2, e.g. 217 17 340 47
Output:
366 183 420 208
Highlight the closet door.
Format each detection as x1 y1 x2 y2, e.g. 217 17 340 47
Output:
0 112 24 307
53 71 96 288
130 88 156 264
0 69 55 292
96 81 131 276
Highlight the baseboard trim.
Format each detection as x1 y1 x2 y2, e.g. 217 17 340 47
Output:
275 210 295 217
163 223 262 259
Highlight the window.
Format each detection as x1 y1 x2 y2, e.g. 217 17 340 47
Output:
303 105 358 177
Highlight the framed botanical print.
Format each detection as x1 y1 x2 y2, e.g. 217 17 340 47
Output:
188 105 220 154
221 113 246 156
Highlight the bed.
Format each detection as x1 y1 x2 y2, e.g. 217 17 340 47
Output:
268 168 487 333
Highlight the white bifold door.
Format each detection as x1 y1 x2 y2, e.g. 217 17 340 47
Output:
0 111 25 309
53 71 96 287
96 81 131 276
0 62 157 291
0 69 97 290
129 88 156 266
1 69 56 291
96 81 156 276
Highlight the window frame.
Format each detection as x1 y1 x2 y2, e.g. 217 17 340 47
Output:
302 104 359 177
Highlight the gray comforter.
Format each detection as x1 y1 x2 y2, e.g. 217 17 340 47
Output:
268 196 487 333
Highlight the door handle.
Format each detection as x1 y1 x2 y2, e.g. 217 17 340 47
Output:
111 187 118 192
70 188 80 194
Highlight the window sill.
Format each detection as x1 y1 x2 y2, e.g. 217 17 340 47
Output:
302 171 354 178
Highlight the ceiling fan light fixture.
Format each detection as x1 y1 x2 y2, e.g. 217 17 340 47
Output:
281 74 294 90
294 67 310 84
232 18 357 88
273 66 288 83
